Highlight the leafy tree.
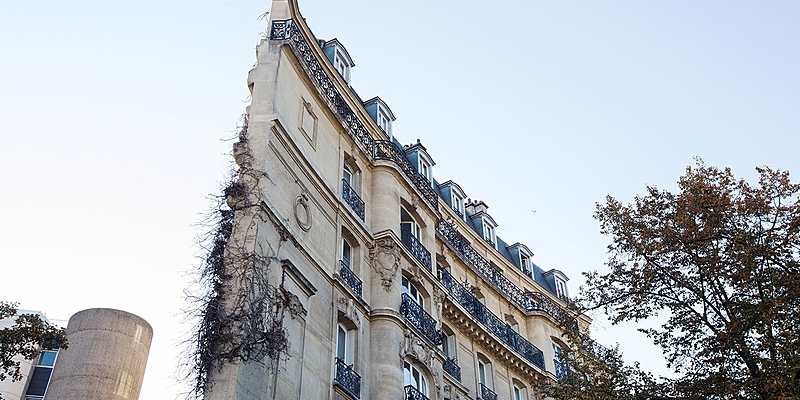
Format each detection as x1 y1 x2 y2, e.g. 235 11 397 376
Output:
575 160 800 399
538 327 665 400
0 301 67 395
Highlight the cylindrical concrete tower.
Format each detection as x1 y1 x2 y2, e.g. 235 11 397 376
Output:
45 308 153 400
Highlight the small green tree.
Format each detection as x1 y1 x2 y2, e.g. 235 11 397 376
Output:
579 160 800 399
0 301 67 395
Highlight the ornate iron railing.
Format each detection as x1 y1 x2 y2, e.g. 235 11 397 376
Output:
339 260 363 298
443 358 461 382
436 220 567 322
404 385 431 400
400 293 442 346
270 19 438 211
554 358 568 380
439 269 545 370
401 224 432 272
334 357 361 399
479 383 497 400
342 179 365 220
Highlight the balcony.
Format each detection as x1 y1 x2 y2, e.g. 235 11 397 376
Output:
443 358 461 382
334 357 361 399
400 293 442 346
404 385 430 400
401 224 431 271
479 383 497 400
342 179 365 220
339 260 363 297
439 269 545 370
436 221 567 322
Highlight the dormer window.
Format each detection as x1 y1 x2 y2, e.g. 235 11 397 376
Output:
403 139 435 186
322 39 354 85
363 97 396 139
438 181 467 219
555 278 567 300
543 269 570 300
506 242 533 278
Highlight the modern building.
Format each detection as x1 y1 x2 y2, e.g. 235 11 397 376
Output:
201 1 592 399
0 308 152 400
0 310 59 400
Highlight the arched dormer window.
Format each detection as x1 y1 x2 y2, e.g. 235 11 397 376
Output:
363 97 396 139
403 140 435 184
466 200 498 248
543 269 570 300
322 39 355 84
438 180 467 219
506 243 534 278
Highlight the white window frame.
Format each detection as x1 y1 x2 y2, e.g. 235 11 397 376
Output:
333 49 351 83
341 237 353 268
403 361 429 396
418 159 431 182
402 277 424 308
520 254 531 275
336 324 355 365
451 192 465 217
400 207 422 240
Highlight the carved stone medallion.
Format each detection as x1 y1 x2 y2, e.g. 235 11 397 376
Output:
368 237 400 291
294 193 312 231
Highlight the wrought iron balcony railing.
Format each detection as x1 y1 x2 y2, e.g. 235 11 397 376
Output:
401 224 432 272
436 221 567 322
334 357 361 399
439 269 545 370
555 358 568 380
479 383 497 400
443 357 461 382
400 293 442 346
404 385 431 400
269 19 438 211
342 179 365 220
339 260 362 298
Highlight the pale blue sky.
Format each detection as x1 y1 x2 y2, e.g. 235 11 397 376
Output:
2 1 799 398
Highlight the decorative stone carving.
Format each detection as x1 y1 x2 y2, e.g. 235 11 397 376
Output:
368 237 400 291
433 370 443 400
285 291 306 319
294 193 312 231
336 295 360 328
408 262 425 286
399 329 434 368
433 287 445 329
443 384 461 400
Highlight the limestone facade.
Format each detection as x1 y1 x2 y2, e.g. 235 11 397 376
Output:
202 1 592 399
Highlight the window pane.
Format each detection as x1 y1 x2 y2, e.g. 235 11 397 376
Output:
337 326 346 360
25 367 52 396
39 351 57 366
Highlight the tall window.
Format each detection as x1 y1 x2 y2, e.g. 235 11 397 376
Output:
336 324 355 365
451 192 465 217
402 277 424 308
400 208 421 240
441 325 456 358
513 383 527 400
478 359 489 387
343 163 353 190
25 350 58 399
403 361 428 396
341 238 353 268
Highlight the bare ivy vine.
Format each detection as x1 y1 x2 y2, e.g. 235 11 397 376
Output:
183 115 290 399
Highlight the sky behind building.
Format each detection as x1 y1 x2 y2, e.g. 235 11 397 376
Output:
2 1 799 399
